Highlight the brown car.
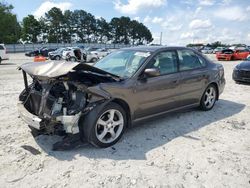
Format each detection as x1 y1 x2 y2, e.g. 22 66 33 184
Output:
18 46 225 148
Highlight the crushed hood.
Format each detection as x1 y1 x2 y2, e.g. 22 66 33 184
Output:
19 61 121 79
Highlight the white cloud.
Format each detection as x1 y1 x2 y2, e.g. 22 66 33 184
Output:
133 16 140 21
180 32 194 39
247 34 250 42
189 19 212 29
114 0 166 14
33 1 72 18
143 16 151 23
152 17 163 24
143 16 163 24
247 6 250 11
214 6 247 21
194 7 202 17
199 0 215 6
161 17 183 31
220 0 232 5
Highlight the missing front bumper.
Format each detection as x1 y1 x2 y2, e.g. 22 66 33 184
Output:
17 102 80 134
17 102 42 130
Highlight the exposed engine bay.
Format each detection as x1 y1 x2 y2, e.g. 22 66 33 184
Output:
18 61 119 135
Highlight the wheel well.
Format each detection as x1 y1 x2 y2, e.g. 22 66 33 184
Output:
209 82 219 100
111 98 131 127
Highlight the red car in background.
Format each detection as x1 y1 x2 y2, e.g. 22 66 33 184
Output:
216 49 250 61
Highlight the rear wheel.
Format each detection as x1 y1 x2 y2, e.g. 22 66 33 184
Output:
200 84 217 111
69 57 77 62
55 56 61 60
0 57 2 64
81 102 126 148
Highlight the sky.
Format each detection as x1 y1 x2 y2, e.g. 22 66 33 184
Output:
5 0 250 45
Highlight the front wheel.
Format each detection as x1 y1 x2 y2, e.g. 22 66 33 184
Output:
55 56 61 60
91 57 98 62
200 84 217 111
81 102 126 148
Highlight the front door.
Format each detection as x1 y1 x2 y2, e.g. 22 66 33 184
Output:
133 50 181 119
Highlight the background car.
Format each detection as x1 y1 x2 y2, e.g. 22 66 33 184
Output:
48 48 66 60
233 55 250 83
0 44 8 64
233 49 250 60
90 48 110 58
216 49 250 61
62 47 86 62
25 47 56 57
213 47 225 54
201 47 213 54
216 49 234 61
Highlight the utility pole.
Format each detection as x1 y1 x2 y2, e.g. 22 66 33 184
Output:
160 32 162 45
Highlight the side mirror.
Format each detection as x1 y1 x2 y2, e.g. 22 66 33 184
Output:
144 68 160 77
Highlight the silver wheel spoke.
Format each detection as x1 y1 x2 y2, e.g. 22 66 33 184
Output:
109 128 116 138
97 119 107 126
113 120 123 126
98 128 108 140
109 110 115 121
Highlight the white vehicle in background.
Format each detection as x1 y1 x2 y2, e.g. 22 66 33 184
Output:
90 48 110 59
213 47 225 54
0 44 8 64
62 47 99 63
201 47 213 54
62 47 75 60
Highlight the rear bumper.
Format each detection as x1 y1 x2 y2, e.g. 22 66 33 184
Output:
17 102 41 130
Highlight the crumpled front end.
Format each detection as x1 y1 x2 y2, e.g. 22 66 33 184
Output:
18 61 114 135
18 77 87 134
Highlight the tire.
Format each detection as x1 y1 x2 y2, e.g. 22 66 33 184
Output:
55 56 61 60
80 102 127 148
0 57 2 64
91 57 98 62
69 57 77 62
28 125 42 137
200 84 217 111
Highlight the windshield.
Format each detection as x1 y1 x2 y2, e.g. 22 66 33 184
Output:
94 50 151 78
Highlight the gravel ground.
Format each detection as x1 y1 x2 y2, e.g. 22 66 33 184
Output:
0 53 249 188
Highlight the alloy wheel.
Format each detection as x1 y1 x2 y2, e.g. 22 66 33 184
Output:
95 109 124 144
204 86 216 108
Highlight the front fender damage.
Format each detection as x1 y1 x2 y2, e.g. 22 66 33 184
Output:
18 75 112 135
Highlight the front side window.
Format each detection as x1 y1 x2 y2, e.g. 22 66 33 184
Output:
147 51 178 75
177 50 206 71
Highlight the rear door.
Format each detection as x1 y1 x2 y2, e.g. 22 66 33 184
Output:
176 49 208 107
134 50 181 118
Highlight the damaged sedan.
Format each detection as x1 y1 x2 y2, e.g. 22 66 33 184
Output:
18 46 225 148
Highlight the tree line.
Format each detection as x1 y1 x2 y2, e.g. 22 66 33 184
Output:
186 41 248 48
0 2 153 45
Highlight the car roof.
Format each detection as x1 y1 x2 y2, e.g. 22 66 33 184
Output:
121 46 189 52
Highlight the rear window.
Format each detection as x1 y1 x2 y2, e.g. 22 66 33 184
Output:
177 50 206 71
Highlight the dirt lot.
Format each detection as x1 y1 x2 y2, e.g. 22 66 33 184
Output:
0 53 249 188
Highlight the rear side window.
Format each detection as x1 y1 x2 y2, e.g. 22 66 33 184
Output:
148 51 178 75
177 50 206 71
0 45 4 50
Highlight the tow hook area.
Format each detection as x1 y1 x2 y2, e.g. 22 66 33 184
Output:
56 112 81 134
